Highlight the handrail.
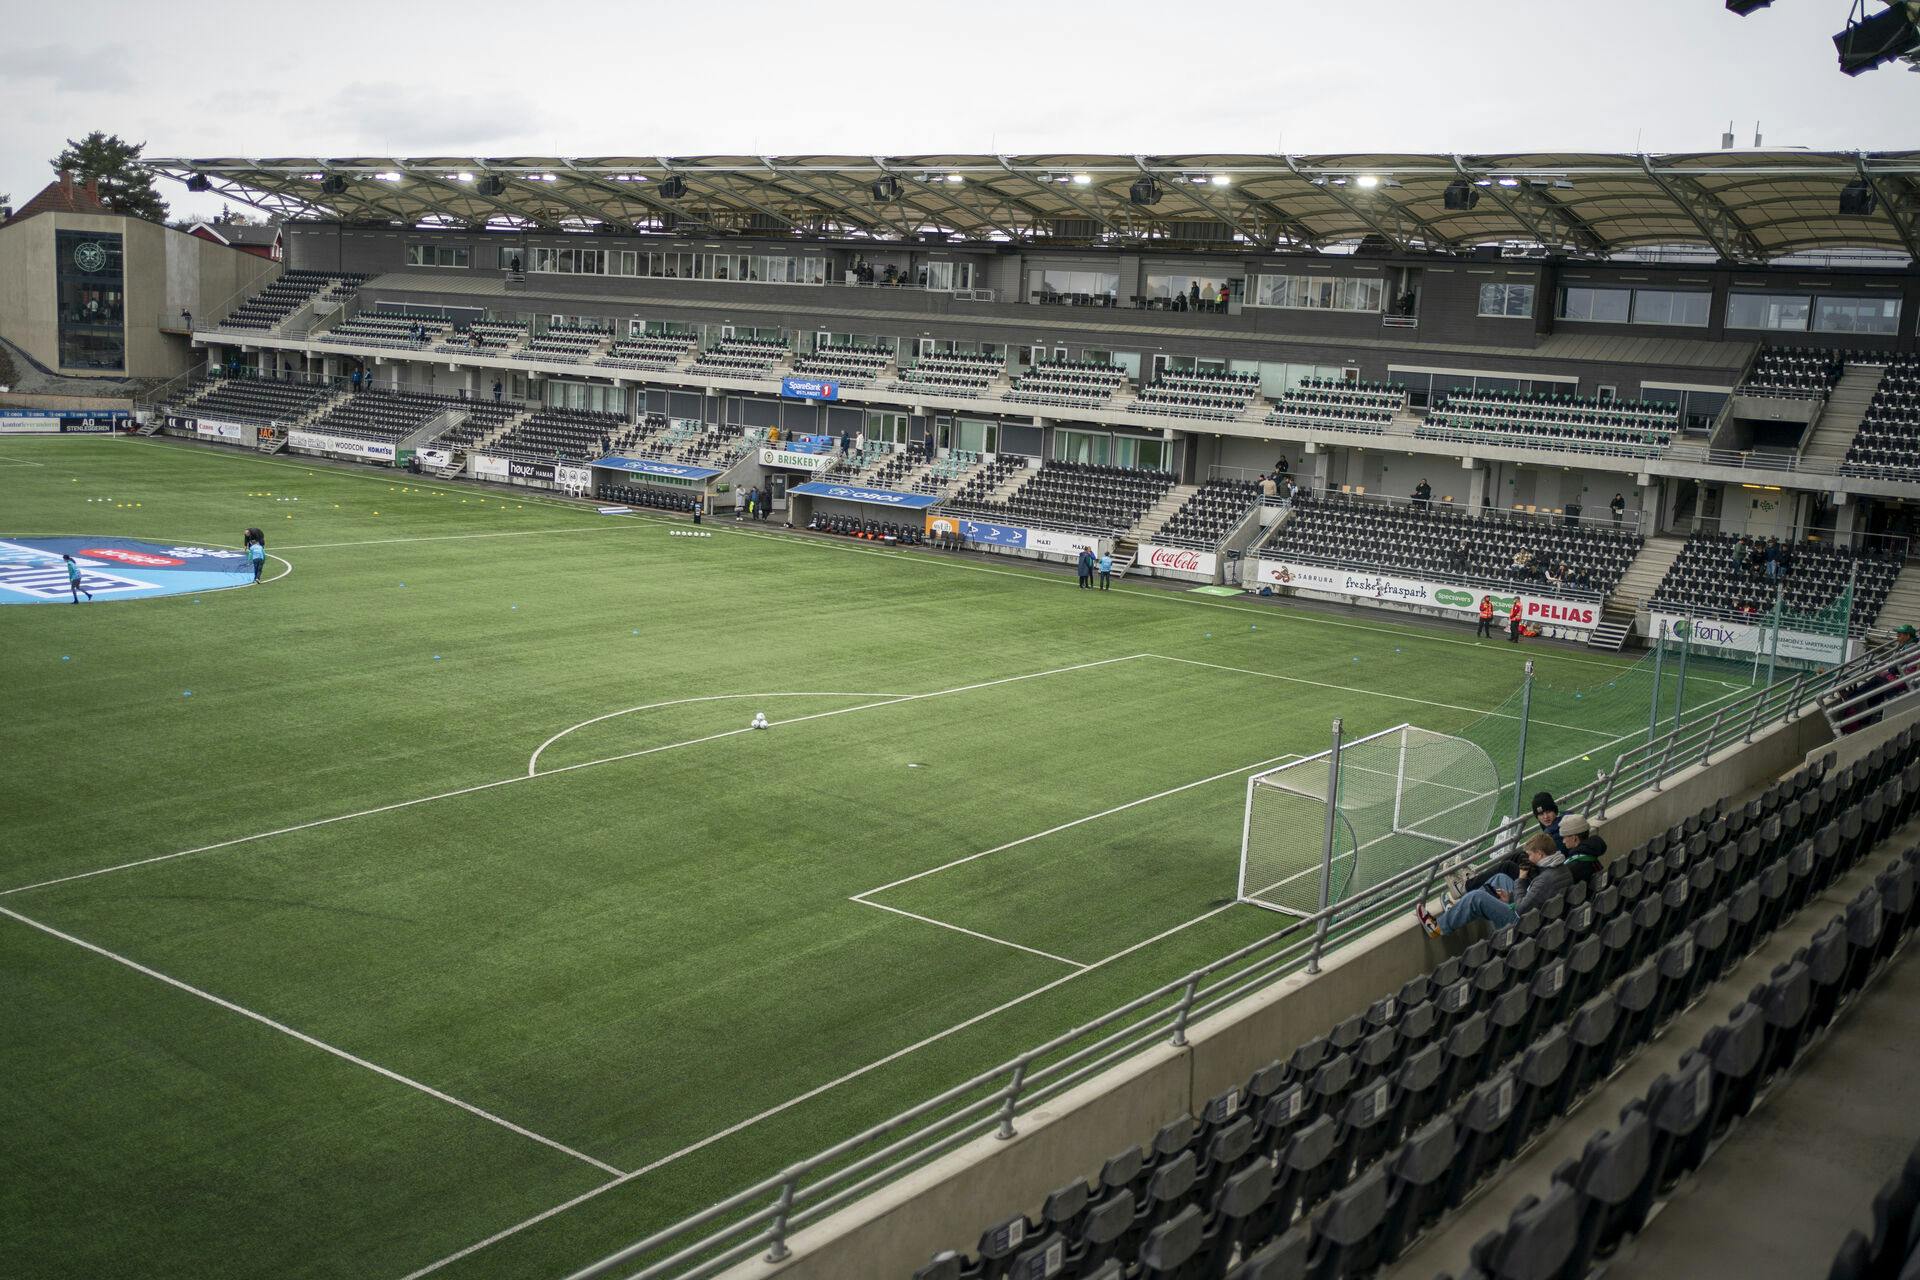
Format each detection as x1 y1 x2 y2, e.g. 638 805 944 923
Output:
568 639 1892 1280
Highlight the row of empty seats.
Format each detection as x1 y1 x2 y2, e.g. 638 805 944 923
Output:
217 271 364 331
1842 355 1920 480
946 455 1029 506
897 354 1002 396
1648 532 1900 632
961 462 1177 536
1155 480 1262 548
1007 359 1132 409
307 388 468 443
596 483 699 515
792 344 894 384
1268 493 1639 596
1741 345 1847 397
1136 373 1260 421
429 400 521 451
328 309 449 349
165 375 337 427
910 739 1920 1280
691 338 790 376
599 335 696 371
492 408 631 461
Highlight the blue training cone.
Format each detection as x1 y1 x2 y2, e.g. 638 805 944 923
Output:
183 690 192 697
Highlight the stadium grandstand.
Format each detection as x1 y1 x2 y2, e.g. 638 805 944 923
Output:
6 133 1920 1280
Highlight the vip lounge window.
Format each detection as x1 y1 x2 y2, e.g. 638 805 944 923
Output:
56 230 124 371
1556 287 1632 323
406 243 469 268
1477 283 1535 318
1813 296 1901 335
1250 274 1383 312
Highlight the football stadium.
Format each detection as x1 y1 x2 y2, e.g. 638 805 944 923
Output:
7 10 1920 1280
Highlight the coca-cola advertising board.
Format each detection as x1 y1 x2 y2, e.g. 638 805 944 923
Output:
1132 544 1219 578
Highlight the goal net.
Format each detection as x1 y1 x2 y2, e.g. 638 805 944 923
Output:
1238 723 1501 916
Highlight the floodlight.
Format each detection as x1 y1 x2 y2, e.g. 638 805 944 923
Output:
1129 177 1162 206
1839 178 1879 215
1835 2 1920 75
659 176 688 199
1443 179 1480 210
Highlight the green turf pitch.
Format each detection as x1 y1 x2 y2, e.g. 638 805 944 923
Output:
1 437 1649 1279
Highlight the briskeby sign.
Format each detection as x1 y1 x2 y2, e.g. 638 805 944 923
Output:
1254 560 1600 633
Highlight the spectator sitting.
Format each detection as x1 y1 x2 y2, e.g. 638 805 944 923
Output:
1412 478 1432 511
1419 833 1567 938
1559 814 1607 883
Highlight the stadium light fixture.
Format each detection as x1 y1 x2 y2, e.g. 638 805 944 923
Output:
871 175 901 203
374 171 402 181
1497 177 1520 187
1356 174 1380 189
1726 0 1773 13
1210 174 1231 186
659 175 688 199
1073 173 1092 185
1838 177 1880 215
946 173 964 183
1443 179 1480 210
1834 1 1920 74
454 172 473 182
185 175 212 192
1128 176 1162 206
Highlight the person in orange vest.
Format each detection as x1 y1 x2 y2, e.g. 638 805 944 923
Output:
1508 597 1524 643
1477 595 1495 639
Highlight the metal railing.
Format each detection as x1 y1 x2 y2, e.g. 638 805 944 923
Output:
566 640 1895 1280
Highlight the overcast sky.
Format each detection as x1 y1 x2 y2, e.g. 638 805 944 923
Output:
1 0 1913 222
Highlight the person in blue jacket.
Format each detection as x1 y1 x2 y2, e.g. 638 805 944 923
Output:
1098 550 1113 590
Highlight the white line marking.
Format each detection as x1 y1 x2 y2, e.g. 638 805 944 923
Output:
277 527 636 551
1147 653 1624 737
855 900 1089 967
0 454 48 466
527 693 906 776
854 753 1301 900
0 903 624 1176
2 656 1149 898
397 900 1245 1279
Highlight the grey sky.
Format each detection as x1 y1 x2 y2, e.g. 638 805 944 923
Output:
1 0 1913 223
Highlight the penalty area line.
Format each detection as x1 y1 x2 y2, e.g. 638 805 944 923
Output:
397 898 1245 1279
0 903 624 1177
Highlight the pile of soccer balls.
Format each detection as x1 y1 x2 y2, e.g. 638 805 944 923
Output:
751 711 770 730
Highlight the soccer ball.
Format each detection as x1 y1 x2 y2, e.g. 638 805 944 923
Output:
751 712 769 730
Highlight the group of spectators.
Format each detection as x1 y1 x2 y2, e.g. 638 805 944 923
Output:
1417 792 1607 938
1501 546 1595 592
1728 535 1796 582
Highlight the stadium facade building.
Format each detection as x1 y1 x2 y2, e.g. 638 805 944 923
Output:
152 152 1920 565
0 172 278 381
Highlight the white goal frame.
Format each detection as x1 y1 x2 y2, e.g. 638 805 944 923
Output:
1236 722 1499 917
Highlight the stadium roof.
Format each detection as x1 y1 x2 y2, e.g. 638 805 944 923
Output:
147 152 1920 263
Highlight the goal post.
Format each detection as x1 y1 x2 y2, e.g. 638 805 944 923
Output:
1238 722 1502 916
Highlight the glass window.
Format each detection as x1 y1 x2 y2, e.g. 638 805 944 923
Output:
406 243 468 268
1477 283 1535 318
1032 268 1120 301
55 230 124 371
1630 289 1710 327
1249 274 1383 312
1557 287 1632 323
1814 296 1901 335
1726 292 1810 331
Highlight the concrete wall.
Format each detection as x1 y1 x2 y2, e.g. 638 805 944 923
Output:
718 700 1840 1280
0 212 276 379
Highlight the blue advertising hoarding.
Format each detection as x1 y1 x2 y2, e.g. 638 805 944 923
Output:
780 376 840 402
592 456 724 480
957 519 1028 549
789 481 940 511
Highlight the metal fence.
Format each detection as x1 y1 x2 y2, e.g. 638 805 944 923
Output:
564 639 1897 1280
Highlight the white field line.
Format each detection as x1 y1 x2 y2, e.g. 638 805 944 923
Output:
276 527 644 551
856 900 1090 968
1146 653 1623 737
527 693 907 777
1 657 1150 899
530 654 1151 778
397 900 1242 1280
0 902 624 1177
0 454 48 466
854 753 1301 900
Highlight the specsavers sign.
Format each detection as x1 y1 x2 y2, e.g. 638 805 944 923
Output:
1255 560 1601 633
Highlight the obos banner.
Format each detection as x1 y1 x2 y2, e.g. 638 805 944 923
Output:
1650 613 1851 665
1134 544 1219 578
959 518 1026 549
288 429 396 462
1025 528 1102 559
780 376 839 401
195 419 246 441
760 447 833 472
1255 561 1600 633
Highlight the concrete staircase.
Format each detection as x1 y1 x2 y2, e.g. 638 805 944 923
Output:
1871 558 1920 637
1128 483 1199 542
1588 534 1689 650
1799 365 1885 466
